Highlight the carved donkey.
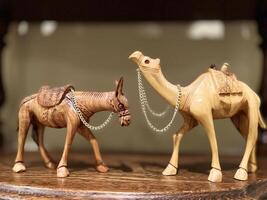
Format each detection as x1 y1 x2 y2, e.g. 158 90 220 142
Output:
12 78 130 177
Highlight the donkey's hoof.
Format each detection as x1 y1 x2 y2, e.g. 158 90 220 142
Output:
162 163 177 176
57 167 69 178
208 168 222 183
46 161 57 170
248 163 257 173
234 168 248 181
12 162 26 173
96 163 109 173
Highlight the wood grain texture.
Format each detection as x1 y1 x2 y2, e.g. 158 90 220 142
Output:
0 153 267 199
13 81 130 178
129 51 266 183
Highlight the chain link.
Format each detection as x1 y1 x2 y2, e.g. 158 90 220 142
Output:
137 68 181 133
68 89 114 131
138 71 170 117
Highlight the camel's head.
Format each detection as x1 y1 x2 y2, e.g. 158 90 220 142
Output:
129 51 161 73
111 77 131 127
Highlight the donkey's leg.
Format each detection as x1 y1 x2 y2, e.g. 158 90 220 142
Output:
231 113 257 173
78 126 108 173
234 107 258 181
57 119 77 178
33 124 56 169
162 116 197 176
12 106 31 173
191 106 222 182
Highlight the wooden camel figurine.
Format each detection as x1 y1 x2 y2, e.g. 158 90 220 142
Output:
129 51 266 182
12 77 131 177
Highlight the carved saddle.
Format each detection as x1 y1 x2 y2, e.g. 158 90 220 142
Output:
37 84 74 108
209 64 242 96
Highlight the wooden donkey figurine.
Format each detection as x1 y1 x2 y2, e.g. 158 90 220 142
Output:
129 51 266 182
12 77 130 177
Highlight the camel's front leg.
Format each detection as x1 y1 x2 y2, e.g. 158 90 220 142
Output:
78 126 109 173
57 120 77 178
162 118 196 176
192 106 222 182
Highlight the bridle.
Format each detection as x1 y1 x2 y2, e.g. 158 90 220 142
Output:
112 97 130 119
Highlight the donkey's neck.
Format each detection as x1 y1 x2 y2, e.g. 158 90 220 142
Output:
140 67 180 106
75 91 114 114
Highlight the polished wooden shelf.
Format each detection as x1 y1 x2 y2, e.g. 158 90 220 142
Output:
0 152 266 199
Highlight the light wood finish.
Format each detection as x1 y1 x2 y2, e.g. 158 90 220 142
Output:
129 51 267 182
2 153 267 199
12 79 131 177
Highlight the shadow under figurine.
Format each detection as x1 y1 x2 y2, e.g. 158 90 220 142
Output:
12 77 130 178
129 51 266 183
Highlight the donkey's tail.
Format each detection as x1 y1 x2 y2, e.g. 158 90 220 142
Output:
259 111 266 129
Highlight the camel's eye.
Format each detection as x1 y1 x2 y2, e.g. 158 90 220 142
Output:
144 59 150 64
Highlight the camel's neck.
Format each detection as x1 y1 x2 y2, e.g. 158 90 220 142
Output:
75 91 114 115
140 67 180 106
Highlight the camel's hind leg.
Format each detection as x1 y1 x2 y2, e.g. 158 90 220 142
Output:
32 124 56 169
12 106 31 173
234 106 258 181
231 112 257 173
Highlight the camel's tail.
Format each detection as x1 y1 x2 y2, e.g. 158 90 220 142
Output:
259 111 266 129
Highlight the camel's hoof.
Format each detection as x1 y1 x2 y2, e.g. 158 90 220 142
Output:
57 167 70 178
96 163 109 173
12 162 26 173
46 161 57 170
162 163 177 176
234 168 248 181
248 163 257 173
208 168 222 183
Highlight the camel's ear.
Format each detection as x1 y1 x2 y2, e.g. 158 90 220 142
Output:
115 77 124 97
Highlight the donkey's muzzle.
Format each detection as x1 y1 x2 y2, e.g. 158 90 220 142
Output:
119 110 131 126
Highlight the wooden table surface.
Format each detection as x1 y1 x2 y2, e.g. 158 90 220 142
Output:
0 153 266 199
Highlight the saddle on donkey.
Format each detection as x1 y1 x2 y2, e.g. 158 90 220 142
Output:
209 63 242 96
37 84 74 108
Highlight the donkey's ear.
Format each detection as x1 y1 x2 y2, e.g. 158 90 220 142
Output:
115 77 124 97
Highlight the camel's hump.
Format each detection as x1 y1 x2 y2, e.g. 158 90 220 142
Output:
207 65 242 95
208 63 233 76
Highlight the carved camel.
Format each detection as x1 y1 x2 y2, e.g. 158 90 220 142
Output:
12 78 130 177
129 51 266 182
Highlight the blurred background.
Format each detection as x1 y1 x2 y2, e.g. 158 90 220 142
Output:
0 0 266 156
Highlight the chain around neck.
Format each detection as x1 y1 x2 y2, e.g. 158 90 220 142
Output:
68 89 114 131
137 68 182 133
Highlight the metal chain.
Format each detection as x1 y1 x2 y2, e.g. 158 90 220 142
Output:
146 104 170 117
137 68 181 133
137 69 170 117
68 89 114 131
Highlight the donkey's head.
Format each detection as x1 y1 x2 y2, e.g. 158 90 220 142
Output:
110 77 131 126
129 51 161 73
